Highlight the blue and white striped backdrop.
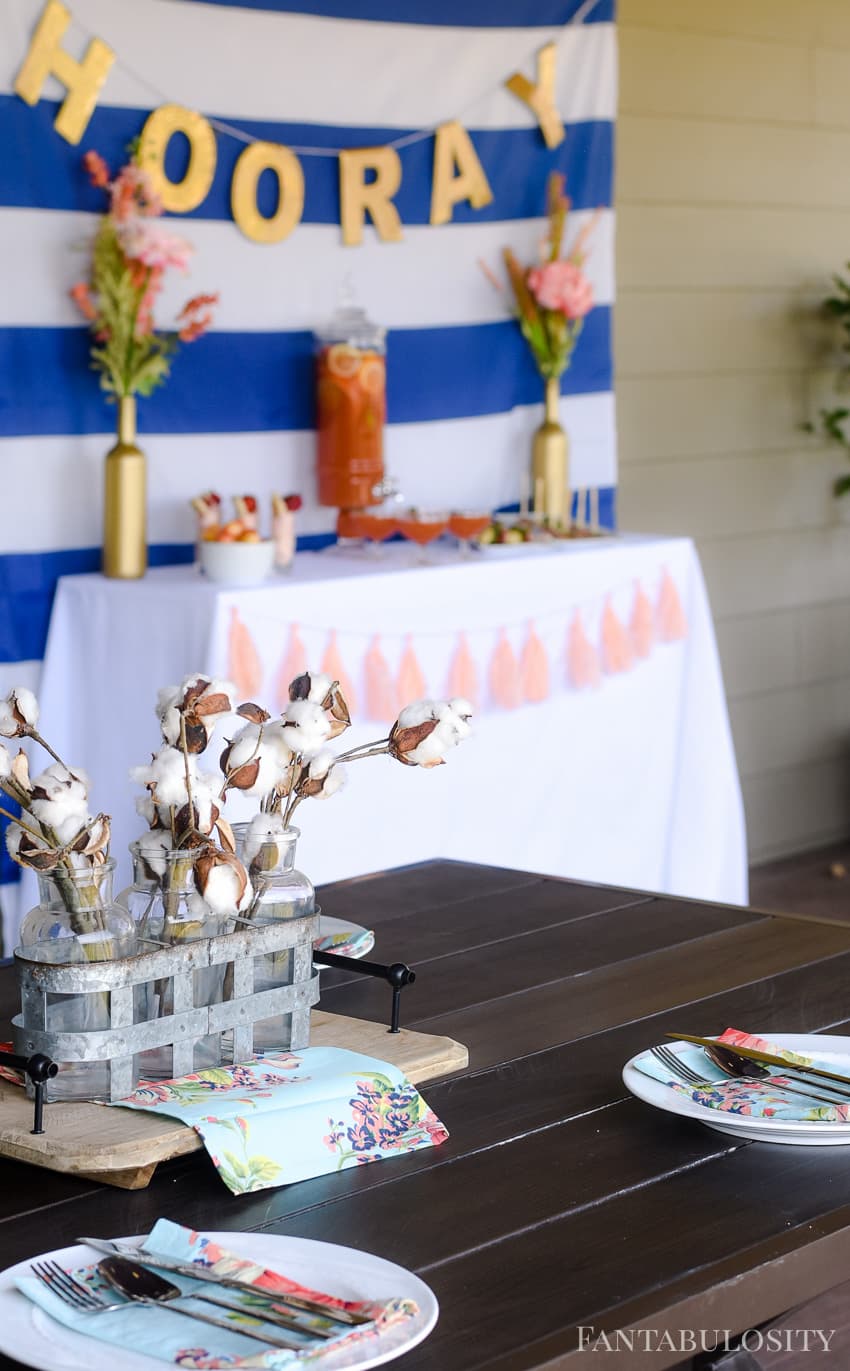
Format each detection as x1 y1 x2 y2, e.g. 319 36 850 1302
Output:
0 0 616 907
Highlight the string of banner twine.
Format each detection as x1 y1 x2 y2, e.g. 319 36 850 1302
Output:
64 0 606 158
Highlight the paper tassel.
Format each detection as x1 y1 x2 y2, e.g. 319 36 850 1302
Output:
396 635 427 706
657 569 688 642
601 599 634 675
630 582 655 659
364 635 399 723
520 622 549 703
321 630 358 716
566 611 601 689
227 608 263 700
447 632 479 708
489 629 521 709
275 623 308 710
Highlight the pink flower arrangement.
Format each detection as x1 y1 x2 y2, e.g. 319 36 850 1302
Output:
69 150 218 399
483 173 598 381
527 258 594 319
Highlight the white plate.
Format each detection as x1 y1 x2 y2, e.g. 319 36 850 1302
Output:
314 916 375 961
623 1033 850 1146
0 1232 438 1371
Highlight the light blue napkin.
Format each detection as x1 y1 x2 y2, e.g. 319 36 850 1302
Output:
111 1046 448 1193
636 1036 850 1121
15 1217 419 1369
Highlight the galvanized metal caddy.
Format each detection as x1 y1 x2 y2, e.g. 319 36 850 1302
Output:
12 910 321 1102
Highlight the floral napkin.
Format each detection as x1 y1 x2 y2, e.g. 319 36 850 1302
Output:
637 1028 850 1121
15 1217 421 1369
111 1046 448 1193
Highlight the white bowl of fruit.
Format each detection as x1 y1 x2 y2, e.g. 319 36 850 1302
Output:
194 493 275 585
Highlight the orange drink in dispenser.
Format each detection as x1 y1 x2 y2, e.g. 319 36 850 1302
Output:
315 294 386 510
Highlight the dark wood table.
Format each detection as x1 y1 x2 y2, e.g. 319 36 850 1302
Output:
2 859 850 1370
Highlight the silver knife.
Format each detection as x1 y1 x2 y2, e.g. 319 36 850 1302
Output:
77 1237 370 1326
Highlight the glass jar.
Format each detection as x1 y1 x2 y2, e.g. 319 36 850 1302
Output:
118 842 230 1079
232 823 315 1055
16 860 137 1103
315 287 387 513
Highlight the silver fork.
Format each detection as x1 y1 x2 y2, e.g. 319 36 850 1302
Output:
650 1044 848 1107
32 1261 125 1314
31 1259 308 1352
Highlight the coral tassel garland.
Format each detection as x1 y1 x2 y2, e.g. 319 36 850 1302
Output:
566 611 601 689
275 624 308 710
519 623 550 703
447 632 479 708
630 582 655 659
657 569 688 642
489 629 521 709
364 636 399 723
227 608 263 700
396 635 427 706
321 630 357 716
601 599 634 675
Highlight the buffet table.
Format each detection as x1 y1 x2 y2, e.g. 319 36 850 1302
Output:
11 534 746 941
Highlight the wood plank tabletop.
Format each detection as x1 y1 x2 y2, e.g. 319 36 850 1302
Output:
1 860 850 1370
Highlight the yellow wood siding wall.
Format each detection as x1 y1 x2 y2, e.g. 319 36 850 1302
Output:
617 0 850 861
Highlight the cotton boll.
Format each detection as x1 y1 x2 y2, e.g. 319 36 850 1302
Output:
30 764 91 845
223 723 292 797
135 794 158 828
306 672 333 704
4 823 22 861
407 732 449 768
0 686 40 738
281 700 332 756
308 749 334 781
318 763 346 799
0 743 11 779
243 812 287 866
135 747 192 810
203 862 251 916
135 829 173 877
447 697 474 727
11 686 38 727
396 699 437 730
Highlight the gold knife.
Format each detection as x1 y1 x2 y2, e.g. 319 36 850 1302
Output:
667 1032 850 1089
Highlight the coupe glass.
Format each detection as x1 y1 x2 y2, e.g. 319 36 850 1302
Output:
448 510 491 557
397 510 449 563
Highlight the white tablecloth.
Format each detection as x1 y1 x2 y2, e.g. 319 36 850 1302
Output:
11 535 747 941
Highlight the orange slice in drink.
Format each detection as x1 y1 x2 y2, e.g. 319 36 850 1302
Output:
360 357 385 396
326 343 362 379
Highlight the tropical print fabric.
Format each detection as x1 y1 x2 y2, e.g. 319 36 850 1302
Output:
15 1218 421 1369
638 1028 850 1121
112 1046 448 1193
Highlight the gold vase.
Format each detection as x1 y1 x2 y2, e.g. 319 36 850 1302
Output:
103 395 147 579
531 376 569 526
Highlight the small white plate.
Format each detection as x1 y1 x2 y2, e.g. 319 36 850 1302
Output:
0 1232 438 1371
315 916 375 961
623 1033 850 1146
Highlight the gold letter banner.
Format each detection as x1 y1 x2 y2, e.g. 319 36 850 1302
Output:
430 120 494 227
505 42 566 150
138 103 217 213
14 0 114 146
339 146 404 247
231 142 305 244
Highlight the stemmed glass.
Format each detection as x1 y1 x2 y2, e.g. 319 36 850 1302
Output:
360 507 399 556
448 511 492 558
397 510 450 564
